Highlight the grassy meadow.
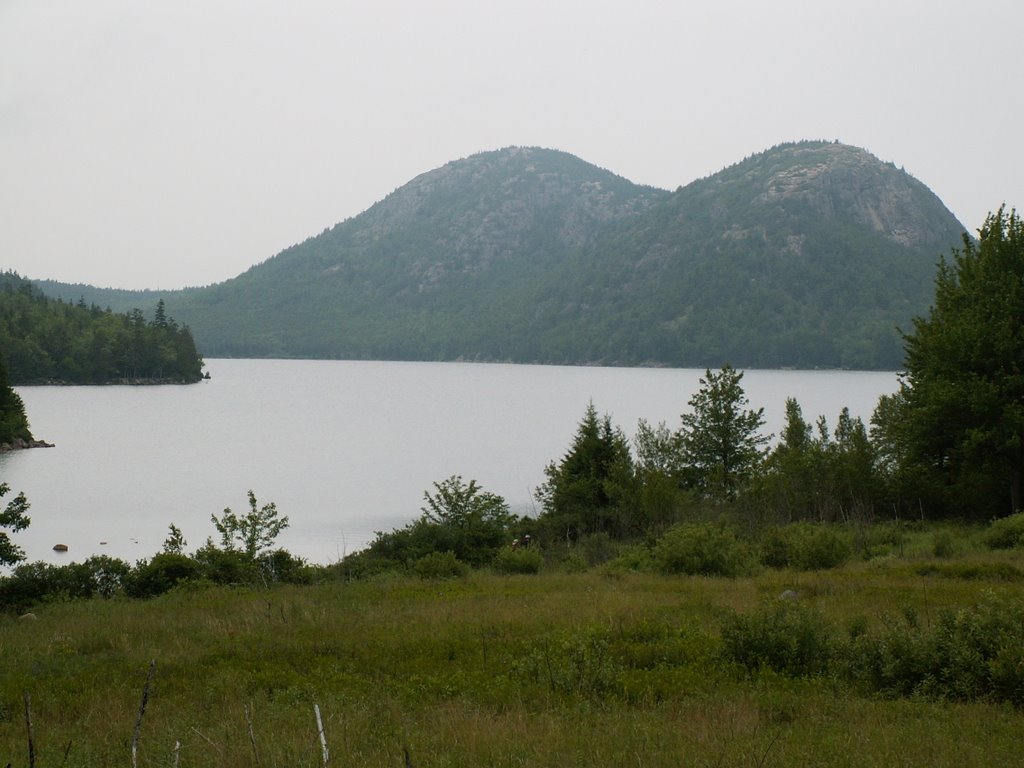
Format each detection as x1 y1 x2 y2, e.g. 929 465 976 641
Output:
2 523 1024 767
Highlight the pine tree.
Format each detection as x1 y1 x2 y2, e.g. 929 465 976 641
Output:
536 402 634 540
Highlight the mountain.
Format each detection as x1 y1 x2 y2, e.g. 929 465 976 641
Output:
36 141 969 369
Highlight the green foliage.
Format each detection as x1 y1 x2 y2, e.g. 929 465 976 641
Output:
6 546 1024 763
419 475 517 566
0 358 32 445
677 365 769 500
721 602 833 677
846 593 1024 703
0 483 30 567
345 476 517 572
260 548 315 584
755 400 880 523
125 552 202 598
211 490 290 558
413 550 468 579
983 512 1024 550
192 543 261 585
162 523 187 554
536 403 635 540
0 271 204 384
932 530 956 558
652 522 755 577
0 556 131 611
897 207 1024 518
492 545 543 574
759 523 852 570
514 628 620 697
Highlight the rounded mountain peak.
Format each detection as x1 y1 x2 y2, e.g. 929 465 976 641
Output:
695 140 966 251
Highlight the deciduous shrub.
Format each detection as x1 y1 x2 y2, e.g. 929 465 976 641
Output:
932 529 956 558
0 556 132 611
126 552 202 597
653 523 755 577
844 593 1024 703
413 550 467 579
720 602 832 677
984 512 1024 549
759 523 852 570
492 545 542 574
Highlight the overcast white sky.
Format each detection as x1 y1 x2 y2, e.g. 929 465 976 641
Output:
1 1 1021 290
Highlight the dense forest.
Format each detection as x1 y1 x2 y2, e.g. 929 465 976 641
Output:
35 141 969 370
0 272 204 384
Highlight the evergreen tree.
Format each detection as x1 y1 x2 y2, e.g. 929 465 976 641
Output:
899 206 1024 516
536 402 634 540
678 365 769 500
0 358 32 444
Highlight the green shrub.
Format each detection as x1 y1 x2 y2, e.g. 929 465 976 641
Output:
413 550 468 579
602 545 654 575
932 530 956 558
760 523 851 571
193 545 260 585
984 512 1024 549
493 545 542 575
514 629 620 696
0 556 135 611
653 523 755 577
720 602 833 677
259 548 315 584
844 593 1024 703
126 553 202 598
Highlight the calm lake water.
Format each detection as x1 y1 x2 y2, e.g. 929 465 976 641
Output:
1 359 898 566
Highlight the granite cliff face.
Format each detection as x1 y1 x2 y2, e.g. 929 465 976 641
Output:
747 142 963 251
36 141 970 369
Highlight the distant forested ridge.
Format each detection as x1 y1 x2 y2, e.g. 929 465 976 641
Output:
0 272 204 384
35 141 970 369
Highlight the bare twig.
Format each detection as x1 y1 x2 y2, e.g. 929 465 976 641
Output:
190 727 221 752
172 739 181 768
314 703 329 767
131 660 157 768
245 702 261 765
23 692 35 768
754 729 783 768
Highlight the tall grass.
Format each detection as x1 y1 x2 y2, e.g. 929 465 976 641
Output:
3 545 1024 766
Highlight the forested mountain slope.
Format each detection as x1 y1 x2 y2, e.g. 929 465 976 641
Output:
36 141 969 369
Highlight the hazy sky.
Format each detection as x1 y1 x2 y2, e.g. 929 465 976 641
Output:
2 1 1021 290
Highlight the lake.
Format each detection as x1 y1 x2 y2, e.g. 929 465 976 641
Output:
1 359 899 566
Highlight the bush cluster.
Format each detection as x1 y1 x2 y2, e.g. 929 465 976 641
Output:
0 548 317 611
652 523 754 577
719 593 1024 706
984 512 1024 550
720 601 833 676
759 522 852 570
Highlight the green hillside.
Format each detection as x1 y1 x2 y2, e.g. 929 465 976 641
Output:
36 141 969 369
